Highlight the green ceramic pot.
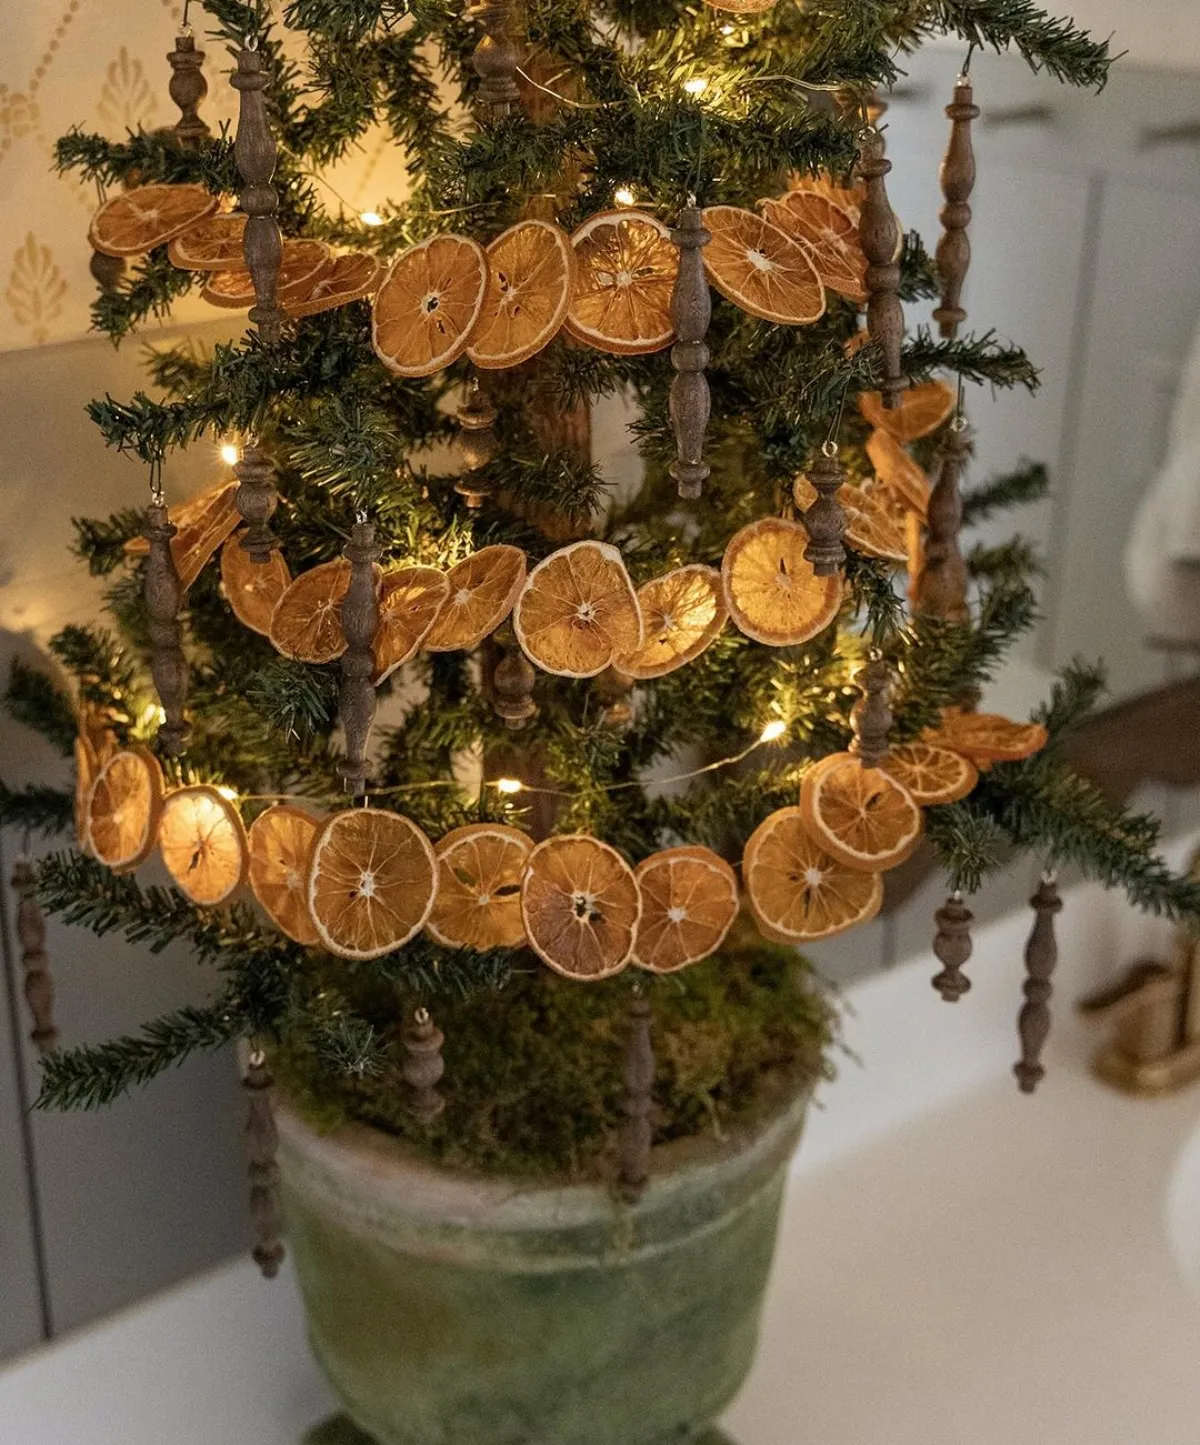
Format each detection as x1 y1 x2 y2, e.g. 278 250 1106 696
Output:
276 1086 809 1445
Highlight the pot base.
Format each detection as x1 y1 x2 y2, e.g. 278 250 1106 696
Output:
304 1418 739 1445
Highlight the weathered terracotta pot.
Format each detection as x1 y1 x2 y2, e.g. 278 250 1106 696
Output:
276 1087 809 1445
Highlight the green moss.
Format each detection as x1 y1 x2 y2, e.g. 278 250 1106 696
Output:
273 925 836 1183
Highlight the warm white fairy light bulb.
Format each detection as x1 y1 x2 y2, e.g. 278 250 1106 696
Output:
360 210 384 227
759 719 787 743
683 77 708 96
495 777 524 795
219 440 240 466
613 186 636 207
215 785 239 802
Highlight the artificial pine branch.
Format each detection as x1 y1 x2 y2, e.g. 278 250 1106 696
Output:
4 660 77 757
924 1 1114 90
73 507 146 576
0 781 72 836
961 461 1050 527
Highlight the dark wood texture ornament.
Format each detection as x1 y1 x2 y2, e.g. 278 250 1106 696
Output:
338 520 381 796
931 892 974 1001
857 128 905 409
914 419 971 623
232 44 286 346
243 1052 285 1279
144 500 190 756
932 74 980 340
455 373 500 508
468 0 521 119
617 994 655 1204
11 859 58 1053
89 248 126 292
234 442 280 562
798 445 848 576
492 633 537 728
167 29 210 148
1014 873 1063 1094
403 1008 446 1125
851 654 893 769
668 205 712 500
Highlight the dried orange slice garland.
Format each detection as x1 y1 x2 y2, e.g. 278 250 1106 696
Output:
425 545 527 653
760 189 866 303
632 846 739 973
89 184 217 257
701 206 825 325
247 804 321 946
126 479 241 589
269 559 353 664
722 517 842 646
287 253 380 318
167 212 247 271
220 533 292 636
307 809 438 960
614 565 727 680
202 240 333 309
74 734 98 854
743 806 884 942
566 210 677 355
372 234 488 377
799 752 922 872
860 380 956 443
467 220 575 369
157 785 249 905
521 835 642 980
426 823 533 950
928 712 1049 766
793 475 907 563
373 566 451 681
513 540 643 677
87 747 164 873
866 428 931 519
880 741 979 806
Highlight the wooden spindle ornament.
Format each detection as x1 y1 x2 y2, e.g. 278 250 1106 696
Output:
232 42 286 345
11 860 58 1053
1014 873 1063 1094
467 0 521 119
617 994 655 1204
798 443 848 576
932 74 980 340
90 249 126 292
403 1008 446 1124
338 519 381 796
857 127 905 410
234 442 279 562
144 496 191 757
492 634 537 728
914 418 971 623
455 374 500 508
243 1051 285 1279
167 27 210 148
668 204 712 500
931 892 974 1002
851 654 892 769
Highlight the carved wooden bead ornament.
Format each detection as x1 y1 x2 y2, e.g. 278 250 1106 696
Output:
455 373 500 508
234 442 280 562
492 633 537 728
1014 873 1063 1094
933 74 979 340
914 417 971 624
668 204 712 500
851 654 892 769
468 0 521 119
233 43 287 346
144 498 191 756
798 443 847 576
403 1007 446 1125
617 993 655 1204
339 519 382 796
931 891 974 1002
11 859 58 1053
857 127 905 410
167 27 210 149
90 249 126 292
243 1051 285 1279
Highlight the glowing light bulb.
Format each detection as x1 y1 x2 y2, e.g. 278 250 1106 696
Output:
613 187 636 207
215 785 239 802
360 210 384 227
759 719 787 743
219 441 240 466
683 77 708 96
720 24 735 35
495 777 524 795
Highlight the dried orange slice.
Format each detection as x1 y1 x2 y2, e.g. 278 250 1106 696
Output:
201 240 333 308
614 565 727 679
860 379 956 443
125 479 242 589
89 183 217 257
702 0 775 11
287 252 381 317
880 741 979 806
521 835 641 980
743 806 883 942
807 173 866 223
87 746 164 873
760 190 866 304
793 475 906 563
373 566 450 682
269 559 352 664
425 545 526 653
158 785 249 905
513 540 643 677
566 210 677 355
307 808 437 960
247 803 321 946
371 234 487 378
167 212 247 271
74 734 98 854
866 428 930 519
426 823 533 950
220 532 292 636
928 712 1049 766
800 751 922 873
701 206 825 325
632 845 739 973
722 517 841 647
467 220 575 369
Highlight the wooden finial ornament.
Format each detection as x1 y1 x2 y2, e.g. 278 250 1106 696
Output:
851 653 892 769
403 1008 446 1125
339 518 381 797
167 26 210 149
234 442 279 562
11 859 58 1053
617 993 655 1204
243 1051 284 1279
492 633 537 729
931 892 974 1002
144 490 190 757
798 443 848 576
857 127 905 410
668 203 712 500
914 416 971 623
455 373 500 509
933 74 980 340
467 0 521 119
232 41 286 346
1014 873 1063 1094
